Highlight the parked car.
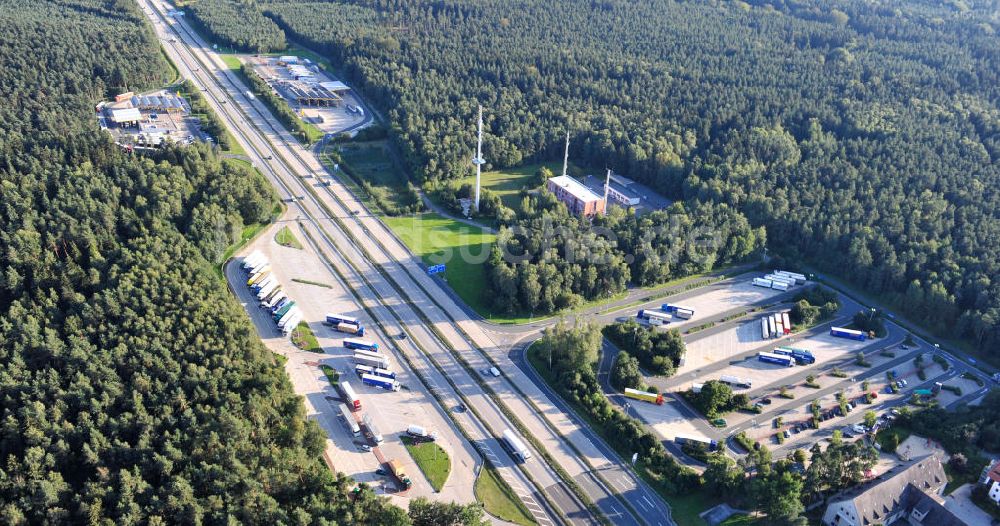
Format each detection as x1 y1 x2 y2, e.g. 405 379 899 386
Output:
760 398 772 405
783 430 791 438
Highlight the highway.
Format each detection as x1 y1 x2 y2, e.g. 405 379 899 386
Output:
137 2 664 525
141 3 570 525
137 5 996 525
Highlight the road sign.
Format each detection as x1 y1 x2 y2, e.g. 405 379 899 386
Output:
427 264 446 275
631 452 638 465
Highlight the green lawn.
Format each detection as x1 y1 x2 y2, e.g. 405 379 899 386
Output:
455 161 559 210
220 54 242 71
475 465 536 526
382 213 496 315
875 426 911 453
292 321 322 353
401 436 451 492
327 141 418 215
318 364 339 386
275 225 303 249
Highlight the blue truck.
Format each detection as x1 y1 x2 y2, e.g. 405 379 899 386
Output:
831 327 866 341
344 338 379 352
661 304 695 320
758 351 795 367
361 373 400 392
773 347 816 365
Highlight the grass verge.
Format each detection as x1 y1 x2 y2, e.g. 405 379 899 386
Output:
318 364 339 387
216 200 282 279
400 436 451 492
382 213 496 314
291 321 322 353
475 465 537 526
275 225 303 249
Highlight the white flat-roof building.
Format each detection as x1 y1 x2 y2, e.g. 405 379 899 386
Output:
546 175 606 216
605 178 641 206
109 107 142 126
319 80 350 93
279 55 299 64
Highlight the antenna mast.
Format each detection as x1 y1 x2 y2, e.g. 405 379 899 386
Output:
603 168 612 215
562 131 570 177
472 105 486 211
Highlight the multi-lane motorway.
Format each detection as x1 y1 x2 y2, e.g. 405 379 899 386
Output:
137 3 996 524
138 2 676 525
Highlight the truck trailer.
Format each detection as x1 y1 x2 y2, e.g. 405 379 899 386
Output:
387 459 412 489
775 270 806 284
361 373 400 392
340 381 361 410
758 351 795 367
752 277 773 289
637 309 672 325
256 280 278 300
761 317 771 339
262 290 286 309
773 347 816 365
242 251 265 270
771 281 789 291
830 327 867 341
675 435 718 451
662 304 695 319
502 429 532 462
719 375 753 389
354 353 390 370
335 322 365 336
325 313 359 326
344 338 378 352
624 388 664 405
252 275 276 292
247 267 270 286
362 412 383 443
781 312 792 334
338 403 360 436
406 425 439 441
273 301 296 321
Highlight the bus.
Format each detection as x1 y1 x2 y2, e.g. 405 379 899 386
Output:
344 338 379 352
502 429 532 462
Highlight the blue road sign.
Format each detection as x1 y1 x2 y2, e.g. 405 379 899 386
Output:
427 264 446 275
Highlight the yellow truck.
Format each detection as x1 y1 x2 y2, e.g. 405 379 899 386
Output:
388 459 412 489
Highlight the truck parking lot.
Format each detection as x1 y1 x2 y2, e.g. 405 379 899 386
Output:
226 221 478 507
599 271 993 464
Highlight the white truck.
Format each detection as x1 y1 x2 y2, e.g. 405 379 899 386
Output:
406 425 439 442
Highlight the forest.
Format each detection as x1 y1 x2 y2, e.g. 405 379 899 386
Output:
0 0 414 522
484 192 763 315
184 0 1000 359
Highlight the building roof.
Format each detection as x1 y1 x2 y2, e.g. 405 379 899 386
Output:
828 455 947 526
606 178 641 200
987 460 1000 484
109 108 142 123
319 80 350 92
548 175 604 203
899 484 968 526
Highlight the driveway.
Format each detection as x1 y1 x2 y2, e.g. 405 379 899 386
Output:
944 484 995 526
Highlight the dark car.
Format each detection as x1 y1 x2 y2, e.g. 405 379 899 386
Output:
760 398 772 405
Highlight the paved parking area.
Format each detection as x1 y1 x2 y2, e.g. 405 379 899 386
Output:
228 220 478 506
